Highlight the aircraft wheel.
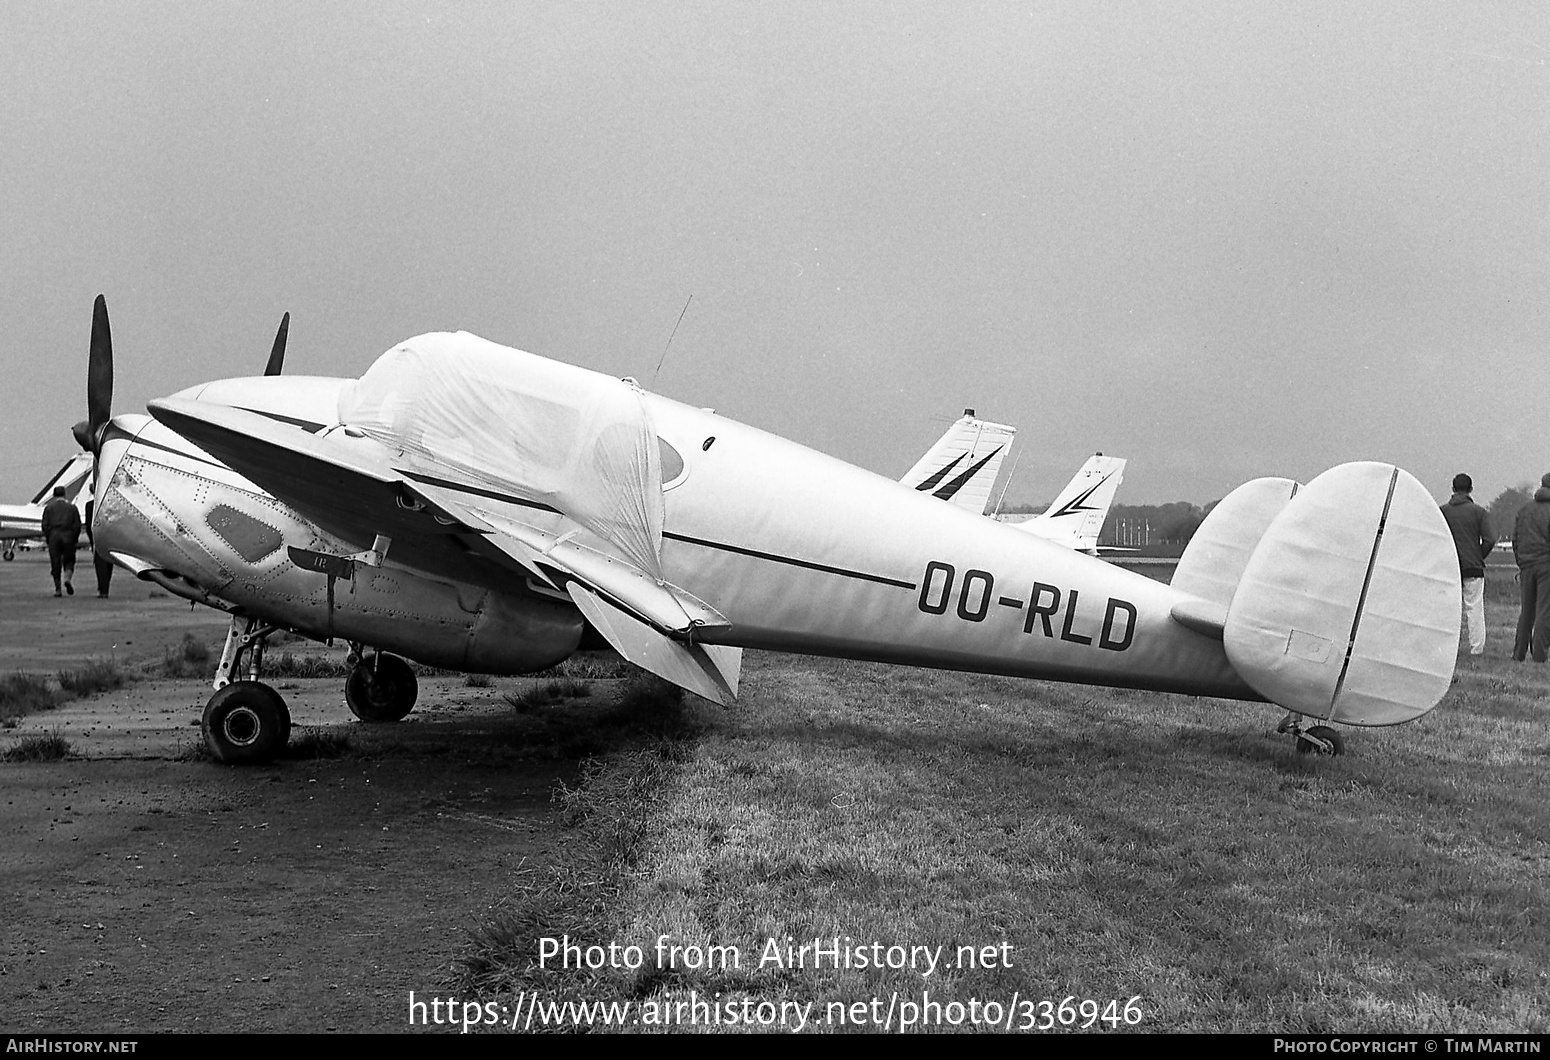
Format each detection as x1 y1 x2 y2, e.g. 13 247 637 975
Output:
2 549 13 561
1296 725 1344 756
345 653 418 722
203 681 290 765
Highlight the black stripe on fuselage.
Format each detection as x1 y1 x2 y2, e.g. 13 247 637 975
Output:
662 531 916 590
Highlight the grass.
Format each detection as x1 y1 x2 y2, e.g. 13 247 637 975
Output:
57 659 128 696
506 678 593 712
0 731 71 762
453 567 1549 1033
0 672 61 726
2 658 130 731
158 633 212 677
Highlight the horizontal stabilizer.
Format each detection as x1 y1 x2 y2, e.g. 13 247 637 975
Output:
1222 463 1459 726
567 583 741 706
1171 477 1300 611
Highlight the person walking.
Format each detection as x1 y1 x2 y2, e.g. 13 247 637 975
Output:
1512 474 1550 663
1440 474 1494 656
39 486 82 597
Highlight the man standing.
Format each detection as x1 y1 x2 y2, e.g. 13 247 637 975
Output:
1442 474 1494 656
40 486 82 597
1513 474 1550 663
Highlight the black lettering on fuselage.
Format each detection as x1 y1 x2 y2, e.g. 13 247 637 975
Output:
919 561 954 615
1060 589 1093 645
957 569 993 622
1100 598 1137 651
1024 582 1060 637
917 561 1135 654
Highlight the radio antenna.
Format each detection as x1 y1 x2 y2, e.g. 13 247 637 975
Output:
651 294 693 389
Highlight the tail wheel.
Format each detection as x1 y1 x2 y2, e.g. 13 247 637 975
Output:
203 681 290 764
345 653 418 722
1295 725 1345 756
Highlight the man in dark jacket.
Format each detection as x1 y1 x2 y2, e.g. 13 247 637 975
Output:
1512 473 1550 662
1442 473 1494 656
40 486 82 597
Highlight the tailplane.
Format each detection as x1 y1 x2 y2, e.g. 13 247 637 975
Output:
1170 463 1458 727
900 410 1016 515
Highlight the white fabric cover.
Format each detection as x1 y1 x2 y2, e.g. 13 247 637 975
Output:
1172 477 1300 610
1223 462 1459 726
339 332 664 580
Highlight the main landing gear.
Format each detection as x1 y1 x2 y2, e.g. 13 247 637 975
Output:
199 615 419 764
1276 713 1346 756
344 649 418 722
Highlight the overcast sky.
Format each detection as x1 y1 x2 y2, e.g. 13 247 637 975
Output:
2 2 1545 506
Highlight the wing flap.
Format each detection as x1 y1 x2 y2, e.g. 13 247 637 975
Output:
567 583 741 706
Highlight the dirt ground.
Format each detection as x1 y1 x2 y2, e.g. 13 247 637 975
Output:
0 551 583 1033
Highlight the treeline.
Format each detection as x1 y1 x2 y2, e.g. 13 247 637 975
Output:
1000 501 1209 547
1098 503 1208 547
1485 484 1542 540
1005 485 1545 549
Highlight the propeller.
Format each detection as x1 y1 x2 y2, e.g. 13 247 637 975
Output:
264 312 290 376
72 294 114 454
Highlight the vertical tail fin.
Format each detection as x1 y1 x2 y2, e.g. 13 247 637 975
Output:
900 410 1016 515
1010 454 1126 551
29 453 95 508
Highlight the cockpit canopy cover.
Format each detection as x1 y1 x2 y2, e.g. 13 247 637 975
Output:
340 332 665 579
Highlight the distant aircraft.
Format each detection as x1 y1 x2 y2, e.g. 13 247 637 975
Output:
1004 453 1127 554
900 410 1016 515
78 296 1458 764
902 414 1126 554
0 453 94 561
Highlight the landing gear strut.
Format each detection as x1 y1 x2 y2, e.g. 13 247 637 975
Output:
202 615 290 764
1277 712 1345 756
345 650 418 722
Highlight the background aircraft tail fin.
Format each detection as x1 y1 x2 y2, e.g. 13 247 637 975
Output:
1010 453 1125 550
29 452 95 508
900 410 1016 515
1180 463 1458 727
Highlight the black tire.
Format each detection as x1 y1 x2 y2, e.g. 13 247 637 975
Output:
203 681 290 765
1296 724 1345 756
2 549 13 561
345 653 418 722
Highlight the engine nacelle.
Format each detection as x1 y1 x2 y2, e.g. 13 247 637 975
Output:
95 424 583 673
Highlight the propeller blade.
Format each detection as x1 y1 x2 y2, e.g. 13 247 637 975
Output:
87 295 113 443
265 312 289 376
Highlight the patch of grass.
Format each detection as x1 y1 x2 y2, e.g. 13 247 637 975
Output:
283 729 352 759
0 673 60 723
56 659 127 697
1 731 71 762
457 741 689 998
265 651 350 678
464 673 494 688
158 633 211 678
505 678 593 712
533 651 634 681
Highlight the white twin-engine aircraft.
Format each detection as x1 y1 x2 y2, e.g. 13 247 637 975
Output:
900 411 1126 553
76 297 1459 764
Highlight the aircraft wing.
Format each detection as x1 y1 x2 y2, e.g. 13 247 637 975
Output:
147 397 740 703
